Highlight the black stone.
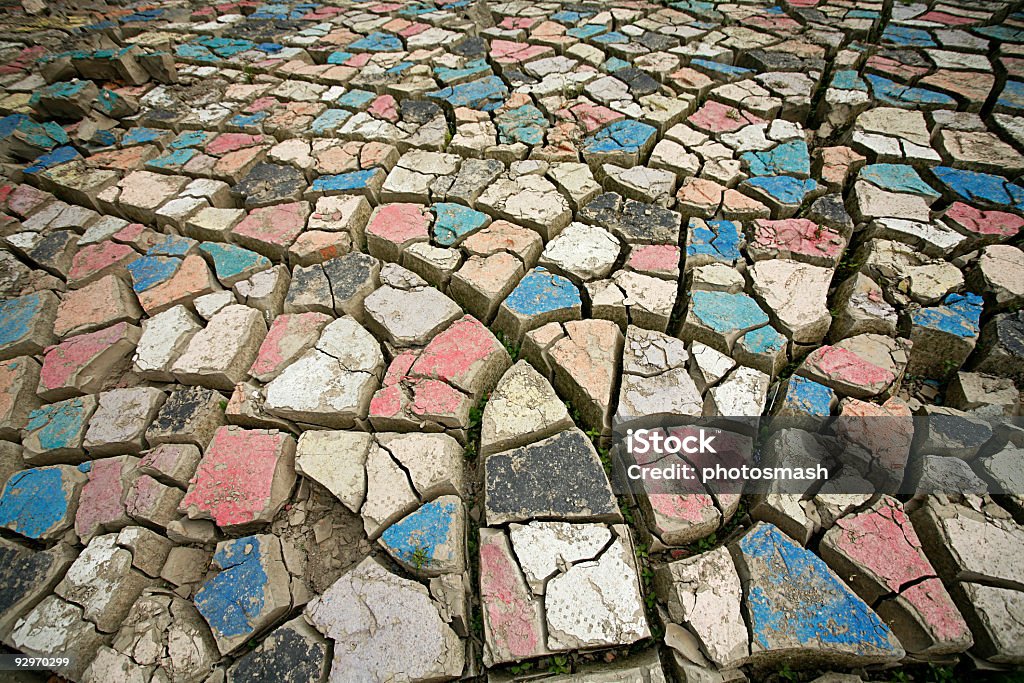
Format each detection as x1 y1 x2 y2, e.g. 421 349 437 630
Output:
228 620 328 683
0 540 73 633
401 99 443 125
284 262 333 316
231 163 307 209
484 429 619 525
807 194 854 237
146 385 226 448
616 67 661 97
580 193 681 244
637 31 678 52
973 310 1024 379
502 69 538 88
322 251 381 318
451 36 487 58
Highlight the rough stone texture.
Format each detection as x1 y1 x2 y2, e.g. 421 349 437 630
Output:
172 305 267 391
480 360 573 457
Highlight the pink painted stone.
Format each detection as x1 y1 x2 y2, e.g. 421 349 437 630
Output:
944 202 1024 239
489 40 552 65
137 253 218 315
627 244 680 277
499 16 536 29
365 203 431 254
750 218 845 266
248 312 332 382
112 223 146 244
801 346 895 393
899 578 973 646
75 455 137 542
368 95 399 122
383 349 419 386
6 184 52 218
68 241 138 287
563 102 623 134
206 133 267 157
180 426 296 530
411 378 470 418
232 202 311 258
917 10 976 25
479 529 547 665
38 322 140 400
410 315 509 400
369 384 404 418
688 100 764 134
397 22 428 38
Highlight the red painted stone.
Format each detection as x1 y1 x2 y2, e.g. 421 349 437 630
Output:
627 244 680 275
751 218 844 263
944 201 1023 238
39 322 138 397
804 346 895 388
410 315 503 394
479 531 544 661
366 203 431 246
688 100 764 134
206 133 267 157
75 456 134 540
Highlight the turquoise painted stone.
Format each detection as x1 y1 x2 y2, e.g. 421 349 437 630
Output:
0 465 86 540
228 112 269 129
310 109 351 135
583 120 657 156
592 31 628 45
311 169 382 195
170 130 212 149
199 242 271 285
568 24 607 39
337 89 376 110
742 140 810 178
932 166 1024 212
688 291 769 334
859 164 939 198
601 57 630 73
427 76 508 112
866 75 956 108
743 176 820 206
148 234 198 258
326 51 353 65
502 267 581 316
740 523 904 663
379 496 464 574
348 32 403 52
431 203 489 246
434 58 491 85
831 70 868 91
738 325 787 356
127 255 182 293
912 293 983 339
24 396 96 457
146 148 197 171
496 105 548 146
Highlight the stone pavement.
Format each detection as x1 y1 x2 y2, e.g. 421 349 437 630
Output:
0 0 1021 681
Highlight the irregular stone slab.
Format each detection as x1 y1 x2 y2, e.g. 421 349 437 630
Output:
750 259 833 344
9 595 106 681
53 275 141 339
38 321 141 401
973 310 1024 379
548 320 623 436
970 244 1024 310
379 495 465 577
476 171 572 241
580 192 681 244
655 546 749 667
495 267 582 343
907 292 982 380
133 305 203 382
616 326 702 423
829 274 897 341
22 395 97 464
265 316 383 428
295 430 371 513
99 591 218 683
798 334 909 399
227 616 328 683
125 473 184 529
821 497 972 656
582 119 658 169
0 539 76 643
485 429 619 526
145 385 226 449
480 360 572 457
364 282 462 348
172 305 267 391
955 582 1024 665
539 221 620 282
0 464 87 540
0 356 41 441
54 533 152 634
194 534 292 655
508 521 611 596
737 523 905 667
83 387 165 455
545 527 650 650
74 455 138 543
679 290 769 356
199 242 272 287
479 527 550 666
306 556 464 682
180 426 296 531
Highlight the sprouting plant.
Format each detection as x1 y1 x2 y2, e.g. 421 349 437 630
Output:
410 545 431 570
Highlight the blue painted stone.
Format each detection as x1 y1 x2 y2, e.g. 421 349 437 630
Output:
567 25 607 39
348 32 403 53
386 62 413 76
177 44 216 62
738 325 787 356
427 76 508 112
431 203 489 246
310 109 351 135
24 146 80 176
0 467 79 539
326 51 353 65
311 169 381 195
998 80 1024 112
122 8 163 21
583 120 657 157
831 70 868 91
779 375 834 417
976 25 1024 43
122 127 165 147
688 291 769 334
742 140 810 177
228 112 269 129
550 10 593 23
127 255 182 293
691 58 754 78
743 176 819 206
146 148 197 171
931 166 1024 211
866 74 956 108
256 43 283 54
25 397 92 453
592 31 628 45
601 57 630 73
0 114 29 140
912 292 983 339
741 523 903 659
148 234 198 258
847 9 880 18
859 164 939 198
379 497 461 572
36 80 92 101
496 105 548 146
503 267 581 317
194 536 270 639
336 89 376 110
171 130 212 149
199 242 271 283
882 25 935 47
687 218 743 263
0 293 48 351
434 58 490 85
